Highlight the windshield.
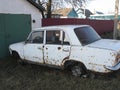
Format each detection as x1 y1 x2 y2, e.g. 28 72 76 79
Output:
74 26 101 45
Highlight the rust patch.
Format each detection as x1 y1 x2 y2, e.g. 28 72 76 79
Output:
46 60 49 63
80 48 83 51
110 52 116 57
58 47 61 50
63 56 69 61
117 55 120 60
61 56 69 66
89 62 103 66
105 69 109 72
91 56 95 58
33 56 39 59
46 56 48 59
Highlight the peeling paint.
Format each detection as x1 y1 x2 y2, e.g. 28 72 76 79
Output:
58 47 61 50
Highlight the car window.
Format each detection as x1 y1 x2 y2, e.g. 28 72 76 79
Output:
62 31 70 45
28 31 44 44
74 26 101 46
46 30 70 45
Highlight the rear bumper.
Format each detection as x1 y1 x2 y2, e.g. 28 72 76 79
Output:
105 62 120 71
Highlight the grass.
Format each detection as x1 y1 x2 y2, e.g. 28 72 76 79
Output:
0 32 120 90
1 57 120 90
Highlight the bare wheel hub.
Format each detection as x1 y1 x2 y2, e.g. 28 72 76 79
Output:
71 65 82 77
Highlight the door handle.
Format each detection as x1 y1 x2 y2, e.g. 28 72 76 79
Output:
63 48 69 52
38 47 42 50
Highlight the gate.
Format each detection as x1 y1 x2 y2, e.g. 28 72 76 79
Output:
0 14 31 59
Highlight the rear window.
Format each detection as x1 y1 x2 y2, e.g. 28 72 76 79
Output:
74 26 101 45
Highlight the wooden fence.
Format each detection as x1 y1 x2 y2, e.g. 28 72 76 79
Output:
42 18 114 35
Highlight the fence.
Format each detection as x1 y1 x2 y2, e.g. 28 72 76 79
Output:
42 18 114 35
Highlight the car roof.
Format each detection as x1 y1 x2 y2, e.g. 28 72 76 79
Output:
32 25 90 46
33 25 89 31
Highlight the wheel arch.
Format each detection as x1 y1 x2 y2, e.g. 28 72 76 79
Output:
63 60 87 70
11 50 20 59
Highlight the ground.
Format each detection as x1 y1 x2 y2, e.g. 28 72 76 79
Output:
1 32 120 90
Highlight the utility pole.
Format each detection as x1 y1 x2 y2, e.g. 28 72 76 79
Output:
113 0 119 39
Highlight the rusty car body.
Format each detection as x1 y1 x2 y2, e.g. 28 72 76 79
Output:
9 25 120 76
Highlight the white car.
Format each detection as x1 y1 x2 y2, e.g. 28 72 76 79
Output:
9 25 120 77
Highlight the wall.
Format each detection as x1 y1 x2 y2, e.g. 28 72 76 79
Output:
68 9 78 18
0 0 42 29
42 18 114 35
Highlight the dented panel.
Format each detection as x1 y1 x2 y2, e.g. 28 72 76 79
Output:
44 45 70 66
70 46 118 73
23 43 44 63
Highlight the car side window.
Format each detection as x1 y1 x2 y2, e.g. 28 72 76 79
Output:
28 31 44 44
62 31 70 45
46 30 70 45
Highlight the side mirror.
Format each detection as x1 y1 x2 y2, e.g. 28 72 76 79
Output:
25 39 29 44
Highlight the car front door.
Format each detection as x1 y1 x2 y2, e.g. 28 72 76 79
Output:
44 30 71 66
23 31 44 63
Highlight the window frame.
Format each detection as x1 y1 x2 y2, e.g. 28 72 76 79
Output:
45 29 70 45
26 30 44 44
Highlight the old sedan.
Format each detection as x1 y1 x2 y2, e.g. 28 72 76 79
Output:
9 25 120 77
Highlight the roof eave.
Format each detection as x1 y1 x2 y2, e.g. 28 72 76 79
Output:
27 0 45 12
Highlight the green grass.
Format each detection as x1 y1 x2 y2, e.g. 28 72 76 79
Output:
0 57 120 90
0 32 118 90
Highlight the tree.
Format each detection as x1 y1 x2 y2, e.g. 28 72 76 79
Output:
46 0 52 18
64 0 88 17
33 0 88 18
113 0 119 39
64 0 87 8
33 0 53 18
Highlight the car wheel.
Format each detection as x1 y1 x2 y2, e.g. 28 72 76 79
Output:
88 72 96 79
71 64 84 77
18 59 26 66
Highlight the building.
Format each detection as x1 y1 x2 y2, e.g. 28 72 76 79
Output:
90 14 120 20
0 0 45 58
0 0 45 29
52 8 78 18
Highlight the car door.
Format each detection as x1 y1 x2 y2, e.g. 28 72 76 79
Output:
44 30 71 66
23 31 44 63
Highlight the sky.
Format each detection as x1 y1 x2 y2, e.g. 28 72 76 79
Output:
86 0 117 14
42 0 119 14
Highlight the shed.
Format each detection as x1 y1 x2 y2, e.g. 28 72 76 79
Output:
0 0 44 58
0 0 45 29
52 8 78 18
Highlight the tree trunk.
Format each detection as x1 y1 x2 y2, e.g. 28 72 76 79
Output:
113 0 119 39
47 0 52 18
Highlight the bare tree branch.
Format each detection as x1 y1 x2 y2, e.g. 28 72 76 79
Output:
32 0 89 18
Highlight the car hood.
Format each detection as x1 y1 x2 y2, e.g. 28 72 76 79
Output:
87 39 120 51
9 41 25 49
